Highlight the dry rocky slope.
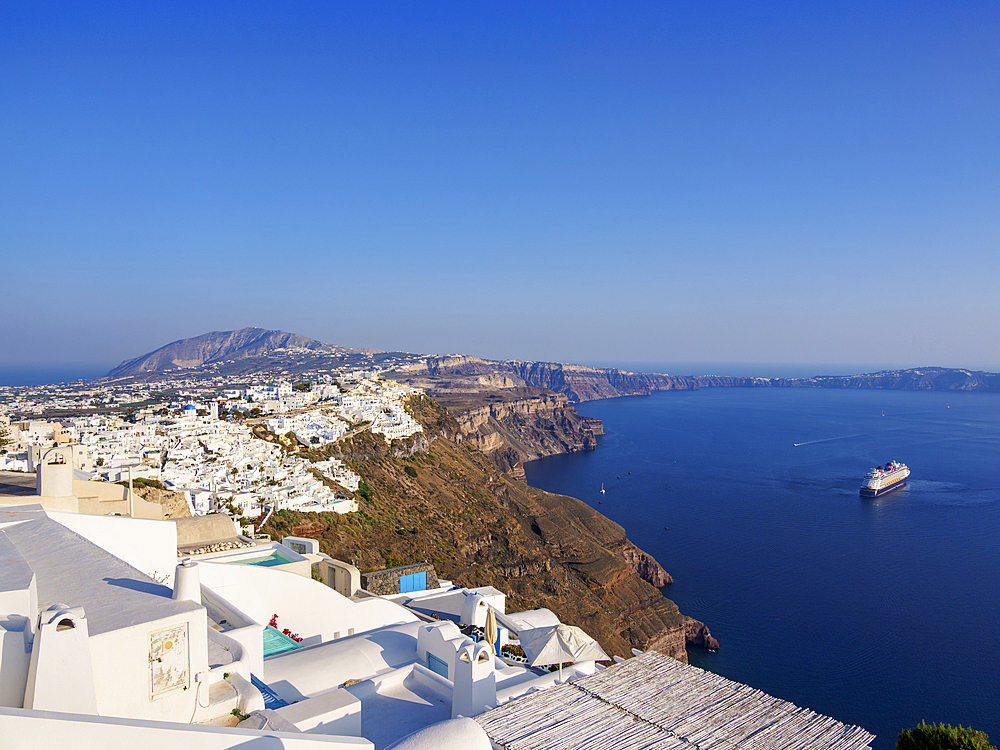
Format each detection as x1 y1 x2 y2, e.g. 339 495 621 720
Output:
263 395 708 662
108 327 377 378
131 484 192 519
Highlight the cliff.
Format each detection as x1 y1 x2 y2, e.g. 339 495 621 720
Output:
683 617 720 651
131 484 192 519
400 357 695 402
262 395 690 662
444 392 602 472
398 357 1000 399
385 369 605 472
789 367 1000 391
622 544 673 587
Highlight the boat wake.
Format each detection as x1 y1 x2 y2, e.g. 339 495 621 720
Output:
793 432 881 447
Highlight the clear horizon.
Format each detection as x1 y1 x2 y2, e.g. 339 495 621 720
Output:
3 2 998 370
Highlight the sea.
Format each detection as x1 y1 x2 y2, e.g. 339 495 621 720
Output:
523 386 1000 750
0 366 112 387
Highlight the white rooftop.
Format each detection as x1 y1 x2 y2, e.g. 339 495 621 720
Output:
0 504 201 636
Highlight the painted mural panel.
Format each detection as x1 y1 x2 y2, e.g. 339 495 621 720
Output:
149 623 189 698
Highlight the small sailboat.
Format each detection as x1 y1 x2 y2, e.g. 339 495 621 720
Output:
600 483 606 494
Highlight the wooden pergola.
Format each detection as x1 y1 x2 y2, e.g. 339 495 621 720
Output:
476 650 874 750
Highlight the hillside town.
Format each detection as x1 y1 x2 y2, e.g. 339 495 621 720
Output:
0 392 877 750
0 356 880 749
0 371 423 520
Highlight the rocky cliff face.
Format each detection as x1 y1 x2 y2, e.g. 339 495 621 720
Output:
400 357 1000 397
263 396 690 662
622 544 674 587
792 368 1000 391
683 617 720 651
506 361 694 401
131 484 192 519
449 392 602 472
385 370 606 471
402 357 695 402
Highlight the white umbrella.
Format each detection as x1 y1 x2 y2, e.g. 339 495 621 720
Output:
484 606 498 655
518 624 609 681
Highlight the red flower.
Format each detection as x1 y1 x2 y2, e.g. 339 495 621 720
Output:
270 614 302 641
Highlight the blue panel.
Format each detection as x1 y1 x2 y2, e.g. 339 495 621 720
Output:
250 674 290 710
428 652 449 679
262 625 303 658
399 571 426 593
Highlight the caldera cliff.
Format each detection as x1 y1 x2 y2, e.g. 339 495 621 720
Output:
386 369 605 471
262 394 693 662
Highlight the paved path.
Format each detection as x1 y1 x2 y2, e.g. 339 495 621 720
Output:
0 471 37 496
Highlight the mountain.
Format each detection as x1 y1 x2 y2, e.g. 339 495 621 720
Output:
107 327 378 378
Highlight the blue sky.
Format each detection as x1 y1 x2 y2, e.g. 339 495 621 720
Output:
3 1 998 376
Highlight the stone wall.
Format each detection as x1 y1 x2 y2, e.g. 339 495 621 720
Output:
361 562 439 596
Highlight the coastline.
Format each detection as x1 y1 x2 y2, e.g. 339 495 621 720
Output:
522 386 1000 749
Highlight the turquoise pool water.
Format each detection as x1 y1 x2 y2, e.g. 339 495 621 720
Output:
224 550 296 567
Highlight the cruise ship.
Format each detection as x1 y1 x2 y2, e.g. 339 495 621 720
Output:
860 460 909 497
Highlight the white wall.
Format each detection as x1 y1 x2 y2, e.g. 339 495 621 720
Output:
0 623 31 708
0 707 373 750
47 511 178 584
416 622 472 683
89 609 208 722
197 563 420 647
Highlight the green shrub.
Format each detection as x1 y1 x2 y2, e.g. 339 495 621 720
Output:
404 465 418 478
897 722 996 750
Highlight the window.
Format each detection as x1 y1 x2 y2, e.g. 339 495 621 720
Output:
398 571 426 593
428 653 448 679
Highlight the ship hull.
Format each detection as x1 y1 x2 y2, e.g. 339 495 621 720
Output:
860 480 906 498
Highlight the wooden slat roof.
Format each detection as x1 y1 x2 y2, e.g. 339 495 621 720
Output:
476 651 874 750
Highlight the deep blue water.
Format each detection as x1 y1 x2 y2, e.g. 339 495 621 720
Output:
524 388 1000 750
0 366 111 386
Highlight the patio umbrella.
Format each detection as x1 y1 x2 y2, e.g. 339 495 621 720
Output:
518 624 609 681
484 606 498 655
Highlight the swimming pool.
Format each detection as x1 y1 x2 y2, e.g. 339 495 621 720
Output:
222 550 297 567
